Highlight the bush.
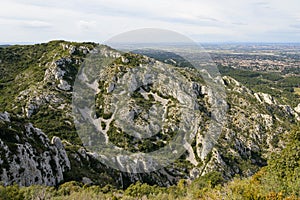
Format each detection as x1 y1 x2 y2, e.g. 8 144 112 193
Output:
0 184 24 200
125 181 164 198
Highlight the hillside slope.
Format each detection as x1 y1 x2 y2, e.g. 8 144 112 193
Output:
0 41 299 188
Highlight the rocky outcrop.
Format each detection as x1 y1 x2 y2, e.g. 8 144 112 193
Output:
0 112 10 122
0 114 70 186
44 58 73 91
254 92 277 105
17 89 64 118
295 104 300 113
0 41 298 188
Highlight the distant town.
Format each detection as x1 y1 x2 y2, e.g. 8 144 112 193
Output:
202 43 300 75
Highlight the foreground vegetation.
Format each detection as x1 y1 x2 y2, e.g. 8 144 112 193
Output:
1 125 299 200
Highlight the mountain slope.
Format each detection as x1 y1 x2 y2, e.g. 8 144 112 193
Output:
0 41 299 188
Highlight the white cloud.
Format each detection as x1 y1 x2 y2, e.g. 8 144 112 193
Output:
22 20 52 28
0 0 299 43
78 20 97 31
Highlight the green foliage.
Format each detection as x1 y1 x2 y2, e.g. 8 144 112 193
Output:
259 124 300 196
21 185 56 200
132 49 195 69
0 40 96 112
193 171 224 189
62 145 117 187
0 41 299 200
57 181 82 196
106 122 163 153
219 65 300 107
30 106 81 145
0 182 118 200
124 181 164 198
114 53 148 67
0 184 24 200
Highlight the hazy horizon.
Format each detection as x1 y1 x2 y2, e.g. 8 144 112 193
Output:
10 40 300 46
1 41 300 46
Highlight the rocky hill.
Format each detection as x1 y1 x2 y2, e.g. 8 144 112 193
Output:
0 41 299 188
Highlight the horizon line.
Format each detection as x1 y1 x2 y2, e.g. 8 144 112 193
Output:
1 40 300 46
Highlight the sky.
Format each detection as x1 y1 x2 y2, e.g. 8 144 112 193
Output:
0 0 300 44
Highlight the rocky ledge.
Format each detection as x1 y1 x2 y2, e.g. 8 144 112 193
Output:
0 113 70 186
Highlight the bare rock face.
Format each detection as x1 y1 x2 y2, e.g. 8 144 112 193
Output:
82 177 93 185
18 90 64 118
17 55 80 118
295 104 300 121
0 116 70 186
0 112 10 122
74 50 297 183
44 58 72 91
254 92 277 105
295 104 300 113
1 41 298 188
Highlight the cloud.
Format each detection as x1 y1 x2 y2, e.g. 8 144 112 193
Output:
231 22 248 26
290 24 300 29
252 1 271 8
78 20 97 31
0 0 300 43
151 16 223 27
22 20 52 29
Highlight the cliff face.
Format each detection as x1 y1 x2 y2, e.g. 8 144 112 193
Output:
0 112 70 186
0 41 298 187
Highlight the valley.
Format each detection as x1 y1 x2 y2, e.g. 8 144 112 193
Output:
0 41 299 199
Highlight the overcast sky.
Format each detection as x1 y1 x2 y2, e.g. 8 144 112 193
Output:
1 0 300 43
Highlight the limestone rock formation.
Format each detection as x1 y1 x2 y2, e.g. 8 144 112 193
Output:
0 41 298 188
0 115 70 186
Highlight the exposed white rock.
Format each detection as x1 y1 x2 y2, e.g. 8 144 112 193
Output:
79 46 90 54
78 147 88 160
279 105 296 116
295 103 300 113
107 83 115 93
89 48 99 54
57 103 67 110
0 122 70 186
17 57 69 117
51 136 71 171
223 76 252 94
61 43 91 55
224 76 240 86
254 92 277 105
184 141 198 166
99 47 121 58
121 56 129 63
260 114 273 129
69 46 76 54
0 112 10 122
22 91 63 118
61 43 69 50
43 57 76 91
82 177 93 185
58 80 71 91
189 168 200 179
4 43 298 187
44 62 66 82
25 102 39 118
